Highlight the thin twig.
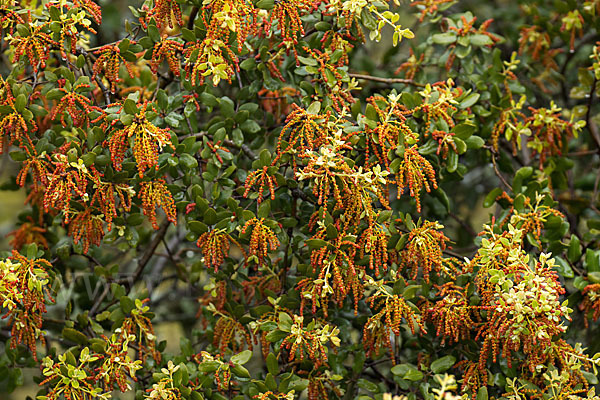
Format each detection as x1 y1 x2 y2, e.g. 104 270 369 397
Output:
560 33 600 104
566 149 599 157
89 283 111 316
348 73 425 87
181 132 257 160
491 152 512 191
448 211 477 237
585 77 600 153
82 49 111 104
122 220 171 290
592 168 600 214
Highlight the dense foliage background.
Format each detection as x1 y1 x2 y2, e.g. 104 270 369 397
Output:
1 0 600 399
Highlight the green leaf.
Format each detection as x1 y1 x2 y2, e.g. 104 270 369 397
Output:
465 135 485 149
231 350 253 365
403 369 423 381
567 235 582 263
179 153 198 169
120 296 135 314
430 355 456 373
123 99 139 115
447 150 458 172
452 123 477 139
326 223 339 239
361 10 377 31
365 103 378 121
391 363 422 381
241 120 261 134
266 353 278 375
307 101 321 115
315 21 331 31
585 249 600 273
357 379 379 393
266 373 277 391
470 34 494 46
9 151 27 162
588 219 600 230
120 114 133 125
476 387 489 400
188 221 208 235
278 312 292 330
62 328 89 345
453 137 467 154
265 329 288 342
298 56 318 67
377 210 393 223
165 113 181 128
148 25 160 42
588 272 600 283
259 149 272 166
515 166 533 180
306 239 328 249
256 0 274 10
240 58 256 70
46 88 64 100
483 187 502 208
231 365 251 379
200 92 218 107
432 187 450 211
198 361 220 373
554 256 574 279
16 24 29 37
583 371 599 385
258 200 271 218
181 28 196 42
288 378 309 392
118 38 130 52
203 208 217 225
15 94 26 113
513 166 533 190
403 285 420 300
432 32 457 44
459 93 480 109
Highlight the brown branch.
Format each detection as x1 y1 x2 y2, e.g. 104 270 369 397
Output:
181 132 257 160
225 139 257 160
592 167 600 214
187 7 199 30
85 26 149 52
566 149 599 157
81 49 111 104
121 220 171 291
89 282 111 317
448 211 477 238
348 73 425 87
491 151 512 191
585 77 600 153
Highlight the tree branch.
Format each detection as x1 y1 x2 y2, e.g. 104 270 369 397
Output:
348 73 425 87
122 220 171 290
490 151 512 191
585 77 600 153
181 132 257 160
